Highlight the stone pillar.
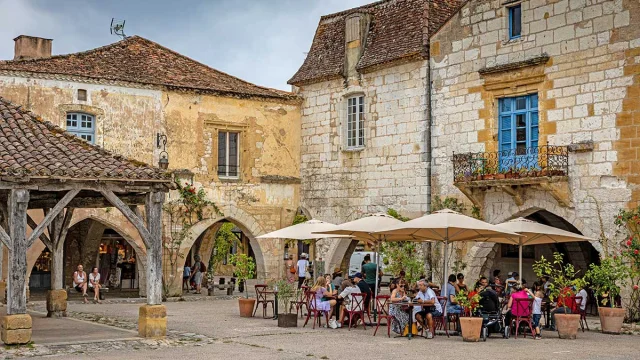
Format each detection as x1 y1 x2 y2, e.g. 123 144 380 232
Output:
139 192 166 338
3 189 32 345
46 289 67 317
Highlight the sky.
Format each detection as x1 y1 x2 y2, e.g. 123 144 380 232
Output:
0 0 372 91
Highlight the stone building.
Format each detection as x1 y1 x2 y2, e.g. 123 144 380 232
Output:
293 0 640 282
431 0 640 281
0 35 301 296
289 0 462 271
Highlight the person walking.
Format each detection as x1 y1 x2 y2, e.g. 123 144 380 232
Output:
191 255 206 294
285 255 296 283
297 253 309 288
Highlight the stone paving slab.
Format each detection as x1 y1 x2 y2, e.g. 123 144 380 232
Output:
0 307 137 346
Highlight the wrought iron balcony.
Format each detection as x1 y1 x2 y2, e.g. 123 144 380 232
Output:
453 145 568 183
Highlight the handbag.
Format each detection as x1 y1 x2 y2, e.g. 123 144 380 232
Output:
289 265 296 274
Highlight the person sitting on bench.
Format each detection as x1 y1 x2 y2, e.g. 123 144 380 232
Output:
73 264 89 304
89 267 102 304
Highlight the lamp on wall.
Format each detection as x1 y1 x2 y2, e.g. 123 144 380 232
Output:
156 133 169 169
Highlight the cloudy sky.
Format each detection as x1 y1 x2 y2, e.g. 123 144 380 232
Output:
0 0 372 90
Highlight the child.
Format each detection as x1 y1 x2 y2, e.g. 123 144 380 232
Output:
528 282 544 340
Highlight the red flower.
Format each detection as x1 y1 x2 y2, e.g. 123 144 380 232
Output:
635 249 639 255
613 255 617 260
634 285 639 291
627 240 632 246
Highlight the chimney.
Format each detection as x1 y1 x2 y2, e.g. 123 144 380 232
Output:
344 13 371 85
13 35 52 60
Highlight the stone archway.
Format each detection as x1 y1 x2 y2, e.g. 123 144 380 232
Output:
26 208 148 296
168 206 270 294
464 192 598 282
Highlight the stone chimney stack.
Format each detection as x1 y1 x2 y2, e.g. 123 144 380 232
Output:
344 13 371 85
13 35 52 60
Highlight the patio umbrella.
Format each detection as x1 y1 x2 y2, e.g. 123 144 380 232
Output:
314 213 405 321
373 209 521 316
494 217 594 284
256 220 351 280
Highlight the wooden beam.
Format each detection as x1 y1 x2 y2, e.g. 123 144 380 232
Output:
145 191 165 305
27 189 80 248
0 225 10 247
26 214 52 249
28 195 147 209
7 189 29 314
57 208 75 247
100 190 151 248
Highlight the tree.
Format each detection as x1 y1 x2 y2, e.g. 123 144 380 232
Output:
379 209 425 286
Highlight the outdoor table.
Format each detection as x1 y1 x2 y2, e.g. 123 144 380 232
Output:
396 301 426 340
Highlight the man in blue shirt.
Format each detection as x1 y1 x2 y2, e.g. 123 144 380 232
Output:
413 279 442 339
446 274 463 314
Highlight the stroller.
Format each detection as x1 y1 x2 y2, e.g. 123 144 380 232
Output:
478 310 509 341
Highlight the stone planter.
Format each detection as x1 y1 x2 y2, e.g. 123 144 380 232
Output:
599 307 625 334
277 313 298 328
459 317 483 342
238 298 256 317
556 313 580 339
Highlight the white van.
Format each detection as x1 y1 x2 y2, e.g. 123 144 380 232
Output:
348 251 392 285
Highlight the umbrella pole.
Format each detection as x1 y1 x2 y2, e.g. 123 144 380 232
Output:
519 239 523 286
374 242 379 323
442 235 449 318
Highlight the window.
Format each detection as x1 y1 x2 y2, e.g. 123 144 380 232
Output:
77 89 87 101
66 112 95 144
509 4 522 39
498 94 538 169
501 244 535 259
217 131 239 178
346 95 365 148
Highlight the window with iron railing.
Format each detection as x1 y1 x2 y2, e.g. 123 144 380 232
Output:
217 131 239 179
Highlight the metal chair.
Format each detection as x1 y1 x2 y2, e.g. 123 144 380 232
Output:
341 293 368 330
373 295 393 337
512 298 535 339
252 284 274 318
303 290 330 329
289 285 310 318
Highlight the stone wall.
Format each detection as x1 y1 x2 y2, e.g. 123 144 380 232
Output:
430 0 640 269
296 60 430 270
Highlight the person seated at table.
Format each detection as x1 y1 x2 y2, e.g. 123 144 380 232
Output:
311 276 338 329
445 274 463 314
413 280 442 339
477 277 500 314
389 279 412 335
331 268 344 288
490 269 504 296
504 280 531 328
324 273 339 319
353 272 372 317
389 270 406 292
549 285 578 331
506 272 520 293
336 279 361 328
455 273 468 293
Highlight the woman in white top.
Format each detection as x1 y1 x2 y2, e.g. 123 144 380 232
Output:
73 264 89 304
89 267 102 304
296 253 309 289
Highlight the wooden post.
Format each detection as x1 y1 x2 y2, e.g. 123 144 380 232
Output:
145 192 164 305
7 189 29 315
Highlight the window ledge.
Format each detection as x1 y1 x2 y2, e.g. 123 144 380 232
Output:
342 146 365 153
218 176 241 183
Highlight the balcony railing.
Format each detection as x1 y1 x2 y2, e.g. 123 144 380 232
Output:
453 145 568 183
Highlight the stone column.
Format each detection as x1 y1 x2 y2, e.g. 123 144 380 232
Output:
138 192 166 338
2 189 32 345
46 244 67 317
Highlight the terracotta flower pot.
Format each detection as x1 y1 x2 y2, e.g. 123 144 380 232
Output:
599 307 625 334
555 313 580 339
277 313 298 328
459 317 483 342
238 298 256 317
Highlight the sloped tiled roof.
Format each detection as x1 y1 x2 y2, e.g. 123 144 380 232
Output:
0 96 171 182
288 0 464 85
0 36 295 100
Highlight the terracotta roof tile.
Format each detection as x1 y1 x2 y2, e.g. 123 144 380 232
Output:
0 36 295 100
288 0 464 85
0 96 171 182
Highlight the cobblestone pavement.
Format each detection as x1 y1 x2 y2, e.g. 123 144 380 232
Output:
1 298 639 359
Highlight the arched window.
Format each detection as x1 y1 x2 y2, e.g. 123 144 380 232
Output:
66 112 95 144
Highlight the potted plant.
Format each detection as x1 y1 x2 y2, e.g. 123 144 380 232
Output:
533 253 582 339
454 289 482 342
585 257 628 334
230 253 256 317
495 169 506 180
274 279 298 327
